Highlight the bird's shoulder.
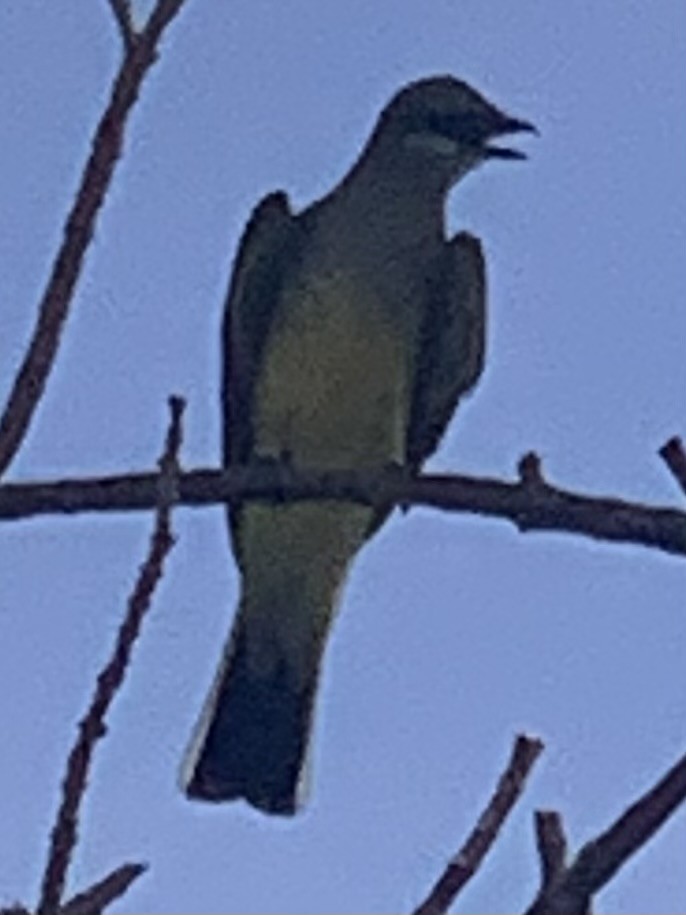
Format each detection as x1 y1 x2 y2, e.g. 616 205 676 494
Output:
225 190 308 344
230 191 298 293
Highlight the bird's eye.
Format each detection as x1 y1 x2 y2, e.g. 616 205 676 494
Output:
426 111 486 145
426 112 460 138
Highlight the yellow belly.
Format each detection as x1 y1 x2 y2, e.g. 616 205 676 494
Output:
253 269 411 469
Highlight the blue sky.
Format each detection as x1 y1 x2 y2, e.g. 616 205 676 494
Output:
1 2 685 912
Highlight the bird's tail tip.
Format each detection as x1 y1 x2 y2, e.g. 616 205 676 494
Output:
179 618 317 816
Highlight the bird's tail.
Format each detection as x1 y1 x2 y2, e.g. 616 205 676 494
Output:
181 501 370 815
181 602 322 814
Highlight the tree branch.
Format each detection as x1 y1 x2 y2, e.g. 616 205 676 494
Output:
59 863 147 915
106 0 136 50
659 436 686 497
534 811 568 888
525 745 686 914
413 735 544 915
35 398 184 914
1 456 685 558
0 0 189 479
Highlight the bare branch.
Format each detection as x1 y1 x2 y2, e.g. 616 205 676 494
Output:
517 451 546 486
534 811 568 886
1 460 685 558
36 398 184 914
106 0 136 50
525 745 686 913
659 436 686 497
60 863 147 915
0 0 189 479
143 0 189 43
413 735 544 915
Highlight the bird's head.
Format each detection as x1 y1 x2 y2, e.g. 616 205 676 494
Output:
371 75 537 188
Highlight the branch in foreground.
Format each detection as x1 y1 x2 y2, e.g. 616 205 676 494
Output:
35 398 184 915
0 0 188 479
413 735 543 915
1 457 685 558
525 744 686 913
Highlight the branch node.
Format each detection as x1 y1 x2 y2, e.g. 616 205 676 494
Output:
525 743 686 912
518 451 546 487
658 435 686 497
534 809 568 885
107 0 137 51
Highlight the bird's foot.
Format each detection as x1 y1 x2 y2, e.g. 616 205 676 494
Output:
381 460 416 514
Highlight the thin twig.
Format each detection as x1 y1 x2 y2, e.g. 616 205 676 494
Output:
534 810 567 886
659 436 686 497
1 460 685 558
60 863 147 915
36 398 184 914
106 0 136 49
517 451 546 486
0 0 188 479
413 735 544 915
525 745 686 913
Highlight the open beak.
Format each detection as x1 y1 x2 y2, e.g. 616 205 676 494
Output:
485 116 538 160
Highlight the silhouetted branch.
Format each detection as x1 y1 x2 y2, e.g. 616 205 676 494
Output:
0 0 188 479
60 863 147 915
659 436 686 497
413 735 544 915
106 0 136 50
35 397 184 914
2 452 685 558
534 811 568 887
0 864 146 915
525 745 686 914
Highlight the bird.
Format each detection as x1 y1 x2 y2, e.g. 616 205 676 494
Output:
180 75 535 815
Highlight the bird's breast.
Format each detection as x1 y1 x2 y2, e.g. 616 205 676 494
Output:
253 267 418 469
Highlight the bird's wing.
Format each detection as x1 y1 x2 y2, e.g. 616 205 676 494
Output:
407 231 486 469
222 191 301 468
222 192 303 562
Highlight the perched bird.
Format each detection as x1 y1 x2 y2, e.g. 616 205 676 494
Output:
181 75 535 815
